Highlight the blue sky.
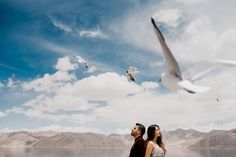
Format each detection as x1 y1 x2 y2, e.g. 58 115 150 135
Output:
1 0 236 134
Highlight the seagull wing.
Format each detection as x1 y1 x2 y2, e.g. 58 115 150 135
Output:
151 18 182 80
182 59 236 81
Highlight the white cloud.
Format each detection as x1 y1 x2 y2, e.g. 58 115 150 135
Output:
54 56 78 71
37 41 112 73
70 72 142 100
141 81 159 90
195 122 236 132
7 67 236 132
176 0 208 5
0 81 4 88
21 56 78 93
7 78 16 88
152 8 183 28
51 17 107 39
0 125 103 133
51 18 72 33
4 54 236 132
87 66 96 73
15 72 143 123
0 111 7 118
79 26 108 39
109 0 236 63
21 71 76 93
2 0 236 133
114 128 131 134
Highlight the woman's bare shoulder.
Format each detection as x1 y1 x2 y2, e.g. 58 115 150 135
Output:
147 141 155 147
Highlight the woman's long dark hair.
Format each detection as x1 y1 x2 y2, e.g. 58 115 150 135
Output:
146 124 164 147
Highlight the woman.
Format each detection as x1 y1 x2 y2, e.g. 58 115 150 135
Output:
145 124 167 157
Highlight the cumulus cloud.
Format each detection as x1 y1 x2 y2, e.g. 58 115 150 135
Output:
87 66 97 73
3 55 173 132
22 57 78 93
3 54 236 133
37 41 113 74
54 56 78 71
141 81 159 90
7 78 16 88
13 72 144 124
22 71 76 93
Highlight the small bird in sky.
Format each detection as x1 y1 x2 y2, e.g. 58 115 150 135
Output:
126 66 138 82
74 55 88 69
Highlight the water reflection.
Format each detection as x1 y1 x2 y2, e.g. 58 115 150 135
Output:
0 148 235 157
166 149 236 157
0 148 129 157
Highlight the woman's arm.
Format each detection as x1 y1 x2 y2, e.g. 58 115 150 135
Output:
145 141 153 157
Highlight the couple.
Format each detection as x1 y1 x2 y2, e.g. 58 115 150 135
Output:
129 123 167 157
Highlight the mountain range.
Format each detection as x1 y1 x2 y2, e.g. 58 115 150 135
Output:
0 129 235 150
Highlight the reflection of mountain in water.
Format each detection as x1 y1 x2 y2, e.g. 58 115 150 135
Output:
0 129 236 150
0 148 129 157
0 147 236 157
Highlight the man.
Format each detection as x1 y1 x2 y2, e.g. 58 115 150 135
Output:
129 123 146 157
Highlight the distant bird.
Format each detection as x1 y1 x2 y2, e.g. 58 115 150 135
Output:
126 66 138 82
151 17 236 93
74 55 88 69
216 98 220 102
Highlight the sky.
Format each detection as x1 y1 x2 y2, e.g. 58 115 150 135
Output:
0 0 236 134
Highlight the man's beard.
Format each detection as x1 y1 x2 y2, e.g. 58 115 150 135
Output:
131 131 135 136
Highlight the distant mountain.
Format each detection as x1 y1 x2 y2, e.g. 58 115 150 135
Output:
164 128 206 139
190 129 236 150
161 128 236 150
0 131 57 147
33 132 130 148
0 131 131 148
162 129 206 149
0 129 235 150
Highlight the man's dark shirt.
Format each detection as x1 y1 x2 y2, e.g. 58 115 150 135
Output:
129 136 146 157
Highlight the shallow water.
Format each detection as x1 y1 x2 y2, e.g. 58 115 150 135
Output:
0 148 235 157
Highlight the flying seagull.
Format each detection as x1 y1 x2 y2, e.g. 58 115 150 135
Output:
151 17 236 93
126 66 138 82
74 55 88 69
